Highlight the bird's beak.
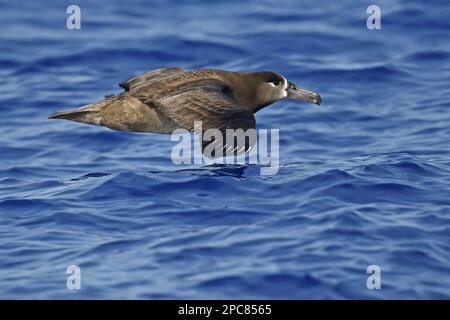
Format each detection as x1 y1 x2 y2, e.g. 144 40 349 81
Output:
286 82 321 105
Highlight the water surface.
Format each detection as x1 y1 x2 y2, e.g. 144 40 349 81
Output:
0 0 449 299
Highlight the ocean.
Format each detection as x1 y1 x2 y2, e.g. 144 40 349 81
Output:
0 0 449 299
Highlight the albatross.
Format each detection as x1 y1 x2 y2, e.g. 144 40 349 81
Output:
49 67 321 156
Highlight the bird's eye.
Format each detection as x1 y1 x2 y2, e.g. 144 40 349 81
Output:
272 80 280 86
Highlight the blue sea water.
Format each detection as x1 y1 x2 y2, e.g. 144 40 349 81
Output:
0 0 449 299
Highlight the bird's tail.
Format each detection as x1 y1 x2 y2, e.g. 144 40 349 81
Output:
48 95 165 132
48 108 92 120
48 103 102 125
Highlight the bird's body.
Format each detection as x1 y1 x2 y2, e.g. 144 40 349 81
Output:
49 67 321 155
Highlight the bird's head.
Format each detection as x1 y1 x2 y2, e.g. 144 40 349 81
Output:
248 71 321 112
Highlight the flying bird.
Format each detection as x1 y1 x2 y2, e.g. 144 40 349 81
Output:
49 68 321 156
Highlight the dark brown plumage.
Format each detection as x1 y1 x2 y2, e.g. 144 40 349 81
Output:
49 67 321 156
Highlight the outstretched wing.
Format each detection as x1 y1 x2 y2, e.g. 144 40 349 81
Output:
119 67 186 92
154 83 256 157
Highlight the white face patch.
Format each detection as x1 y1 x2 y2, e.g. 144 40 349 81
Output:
282 76 288 98
267 76 288 98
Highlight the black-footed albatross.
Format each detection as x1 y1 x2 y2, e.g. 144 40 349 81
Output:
49 68 321 156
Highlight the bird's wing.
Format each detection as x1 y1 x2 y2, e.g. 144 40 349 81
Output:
119 67 186 92
153 83 256 157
